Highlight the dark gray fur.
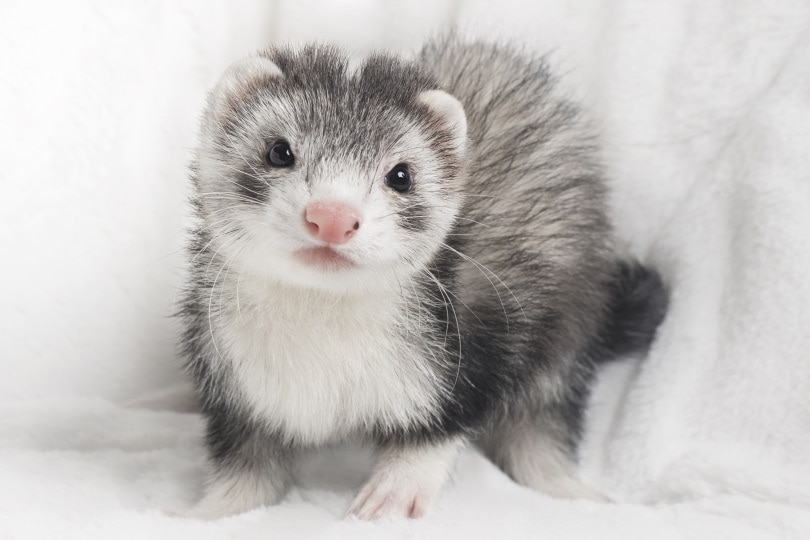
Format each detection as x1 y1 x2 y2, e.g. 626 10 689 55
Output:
180 36 668 514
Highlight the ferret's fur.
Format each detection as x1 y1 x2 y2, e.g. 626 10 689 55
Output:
180 37 668 520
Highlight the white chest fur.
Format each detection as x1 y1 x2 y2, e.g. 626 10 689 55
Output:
215 278 441 445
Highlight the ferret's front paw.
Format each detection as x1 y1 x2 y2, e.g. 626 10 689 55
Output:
347 473 440 520
185 470 286 520
347 439 461 520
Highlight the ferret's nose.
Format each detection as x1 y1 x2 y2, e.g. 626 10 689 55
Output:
305 201 361 244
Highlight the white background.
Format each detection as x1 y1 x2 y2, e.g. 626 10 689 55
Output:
1 1 809 538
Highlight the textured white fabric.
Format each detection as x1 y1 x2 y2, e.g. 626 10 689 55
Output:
2 1 809 538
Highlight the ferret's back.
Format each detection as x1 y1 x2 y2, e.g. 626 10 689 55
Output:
419 39 612 303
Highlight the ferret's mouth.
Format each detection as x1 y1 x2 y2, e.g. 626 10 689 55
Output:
294 246 356 271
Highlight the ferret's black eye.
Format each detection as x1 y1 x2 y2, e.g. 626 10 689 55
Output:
385 163 412 193
266 141 294 167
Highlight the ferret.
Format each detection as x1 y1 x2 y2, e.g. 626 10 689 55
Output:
180 36 668 520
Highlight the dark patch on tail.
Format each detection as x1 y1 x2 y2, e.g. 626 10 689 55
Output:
590 260 669 362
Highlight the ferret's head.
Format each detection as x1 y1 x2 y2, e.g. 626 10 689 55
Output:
193 45 467 293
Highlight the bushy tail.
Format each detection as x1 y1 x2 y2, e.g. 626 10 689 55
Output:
590 260 669 362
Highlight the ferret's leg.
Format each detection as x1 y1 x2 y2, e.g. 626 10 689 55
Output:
482 406 607 501
189 413 295 520
348 437 464 520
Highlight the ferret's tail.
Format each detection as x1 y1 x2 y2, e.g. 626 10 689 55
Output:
589 260 669 362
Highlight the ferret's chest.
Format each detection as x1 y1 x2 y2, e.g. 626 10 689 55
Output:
219 289 440 445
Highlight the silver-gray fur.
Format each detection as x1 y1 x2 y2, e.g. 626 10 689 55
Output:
180 36 668 520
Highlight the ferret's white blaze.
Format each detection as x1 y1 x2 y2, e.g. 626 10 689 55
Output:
217 276 442 445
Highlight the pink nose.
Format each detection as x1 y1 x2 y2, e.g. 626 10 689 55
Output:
305 201 361 244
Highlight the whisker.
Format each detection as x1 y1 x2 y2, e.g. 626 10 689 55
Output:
188 221 239 265
235 258 250 324
374 202 437 221
441 242 527 326
145 248 184 268
202 167 268 200
215 160 268 186
219 127 266 182
460 193 520 202
438 281 485 327
205 228 242 276
198 190 259 200
441 243 509 330
197 196 256 208
205 232 244 362
217 241 246 324
424 269 463 395
393 272 411 335
390 214 491 228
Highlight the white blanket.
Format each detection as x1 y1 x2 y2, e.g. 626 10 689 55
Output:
2 1 809 538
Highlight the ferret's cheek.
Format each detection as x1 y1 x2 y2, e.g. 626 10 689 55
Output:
349 220 400 266
258 192 304 234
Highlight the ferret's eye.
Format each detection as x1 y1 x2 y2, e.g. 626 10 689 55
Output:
266 141 295 167
384 163 412 193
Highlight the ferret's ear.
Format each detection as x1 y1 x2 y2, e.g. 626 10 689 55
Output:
418 90 468 155
209 56 283 114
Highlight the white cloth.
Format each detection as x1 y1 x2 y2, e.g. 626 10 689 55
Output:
1 1 809 538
